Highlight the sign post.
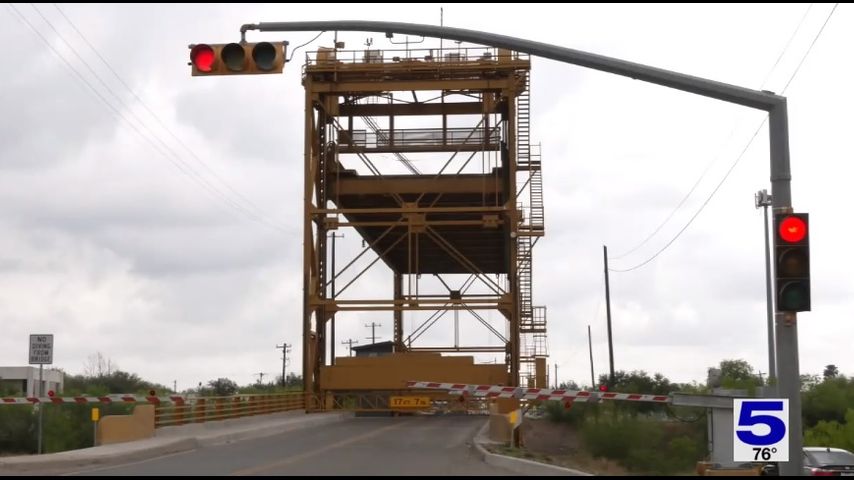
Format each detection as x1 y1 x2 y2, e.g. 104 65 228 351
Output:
91 407 100 447
29 334 53 455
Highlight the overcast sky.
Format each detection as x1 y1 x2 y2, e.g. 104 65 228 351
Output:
1 3 850 392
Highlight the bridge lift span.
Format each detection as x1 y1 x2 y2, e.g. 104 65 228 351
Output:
299 42 549 403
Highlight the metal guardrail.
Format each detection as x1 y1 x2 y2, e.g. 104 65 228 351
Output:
154 393 306 428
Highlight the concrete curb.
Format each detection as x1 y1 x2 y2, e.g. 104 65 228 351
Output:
0 411 347 473
472 421 593 476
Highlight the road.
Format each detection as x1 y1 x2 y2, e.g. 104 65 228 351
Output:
68 415 513 476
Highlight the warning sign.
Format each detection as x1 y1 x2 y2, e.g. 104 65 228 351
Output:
29 334 53 365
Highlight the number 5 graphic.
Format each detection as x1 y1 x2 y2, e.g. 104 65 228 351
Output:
736 401 786 445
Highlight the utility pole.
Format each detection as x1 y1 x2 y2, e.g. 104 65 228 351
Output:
365 322 382 344
603 246 615 386
276 343 291 387
554 364 558 389
342 338 359 357
329 232 344 365
588 324 596 390
755 189 777 389
173 380 177 394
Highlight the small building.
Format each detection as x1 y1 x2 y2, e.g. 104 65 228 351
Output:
0 366 64 396
351 341 395 358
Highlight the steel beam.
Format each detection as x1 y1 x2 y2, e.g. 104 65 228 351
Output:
339 102 488 117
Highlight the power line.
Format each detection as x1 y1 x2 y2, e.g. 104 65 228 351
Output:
609 4 838 273
781 3 839 94
609 120 765 273
51 3 287 231
17 4 261 226
287 30 326 63
609 4 823 262
10 4 291 234
759 3 814 88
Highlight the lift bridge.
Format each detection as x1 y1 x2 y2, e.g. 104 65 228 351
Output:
300 44 547 407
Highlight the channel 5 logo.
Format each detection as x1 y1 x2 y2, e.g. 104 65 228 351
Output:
733 399 789 462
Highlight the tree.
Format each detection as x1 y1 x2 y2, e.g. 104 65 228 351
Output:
64 370 167 396
801 374 822 392
803 376 854 427
823 364 839 380
719 359 755 382
558 380 580 391
207 378 238 396
596 370 674 415
715 359 763 392
82 352 118 377
274 373 303 389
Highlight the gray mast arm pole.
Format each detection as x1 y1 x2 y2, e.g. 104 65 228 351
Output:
243 20 790 206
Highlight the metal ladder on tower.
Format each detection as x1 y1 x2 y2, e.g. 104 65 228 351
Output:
518 234 534 333
517 71 531 172
528 144 544 233
515 70 548 385
517 71 544 236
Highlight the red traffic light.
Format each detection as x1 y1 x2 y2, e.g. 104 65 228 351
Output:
190 44 216 73
47 390 55 397
779 216 807 243
598 384 608 392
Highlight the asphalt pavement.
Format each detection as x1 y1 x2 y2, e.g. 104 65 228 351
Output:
65 415 513 476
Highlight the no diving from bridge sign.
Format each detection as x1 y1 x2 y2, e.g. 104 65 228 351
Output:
29 334 53 365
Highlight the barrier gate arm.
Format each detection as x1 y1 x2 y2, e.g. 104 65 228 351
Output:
406 381 671 404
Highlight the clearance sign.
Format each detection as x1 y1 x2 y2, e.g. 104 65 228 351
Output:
389 396 431 409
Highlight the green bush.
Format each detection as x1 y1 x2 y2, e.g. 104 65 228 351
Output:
544 400 595 426
0 406 35 454
580 413 705 475
805 408 854 451
803 377 854 427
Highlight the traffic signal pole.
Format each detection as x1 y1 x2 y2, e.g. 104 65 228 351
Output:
768 106 802 477
239 20 801 473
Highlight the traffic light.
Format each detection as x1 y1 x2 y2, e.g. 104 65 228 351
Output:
189 42 286 76
774 213 810 312
598 384 608 392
